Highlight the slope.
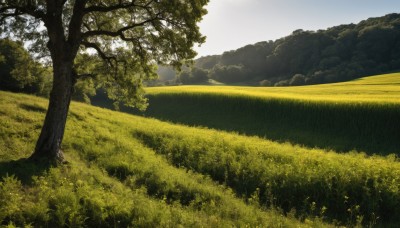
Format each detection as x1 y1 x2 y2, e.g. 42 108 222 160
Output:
142 73 400 155
0 91 323 227
1 91 399 226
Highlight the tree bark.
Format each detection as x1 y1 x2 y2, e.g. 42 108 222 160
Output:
27 0 84 164
29 62 76 163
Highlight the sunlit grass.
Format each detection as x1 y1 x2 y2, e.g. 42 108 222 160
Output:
1 73 399 226
140 73 400 155
0 91 322 227
147 73 400 104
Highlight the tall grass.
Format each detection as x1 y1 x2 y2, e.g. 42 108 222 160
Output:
131 119 400 226
0 91 320 227
140 73 400 155
1 88 399 226
141 93 399 155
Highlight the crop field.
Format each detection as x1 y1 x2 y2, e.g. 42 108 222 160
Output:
0 88 399 226
141 73 400 155
147 73 400 104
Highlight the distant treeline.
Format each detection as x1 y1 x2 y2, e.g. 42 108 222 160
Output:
170 13 400 86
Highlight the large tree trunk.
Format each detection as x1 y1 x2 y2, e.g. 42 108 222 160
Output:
27 0 84 164
29 62 76 163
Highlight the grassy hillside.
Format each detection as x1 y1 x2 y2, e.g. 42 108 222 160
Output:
1 91 400 226
0 91 325 227
141 73 400 155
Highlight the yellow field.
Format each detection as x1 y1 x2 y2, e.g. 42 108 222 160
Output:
147 73 400 104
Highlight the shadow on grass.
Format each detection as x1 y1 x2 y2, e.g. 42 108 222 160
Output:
0 158 51 185
19 103 47 113
134 95 400 156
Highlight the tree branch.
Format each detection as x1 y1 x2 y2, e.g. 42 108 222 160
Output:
82 11 162 39
67 0 88 45
81 41 116 66
84 0 139 13
0 4 45 21
0 10 23 23
75 73 97 80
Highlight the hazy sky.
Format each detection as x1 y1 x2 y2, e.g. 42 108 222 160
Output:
195 0 400 57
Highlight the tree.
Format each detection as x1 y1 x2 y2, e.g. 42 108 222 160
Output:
176 67 208 84
189 14 400 85
289 74 306 86
190 67 208 83
0 39 33 92
177 70 191 84
259 79 272 87
274 80 289 87
0 38 50 94
210 64 248 83
0 0 209 163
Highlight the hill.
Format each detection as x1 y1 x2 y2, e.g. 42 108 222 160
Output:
1 91 400 226
158 13 400 86
140 73 400 155
0 91 317 227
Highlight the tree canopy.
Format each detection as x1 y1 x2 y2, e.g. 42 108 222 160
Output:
0 38 52 95
1 0 208 108
0 0 209 162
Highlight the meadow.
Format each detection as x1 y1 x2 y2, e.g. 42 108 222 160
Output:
0 74 400 227
0 91 324 227
141 73 400 155
1 83 400 226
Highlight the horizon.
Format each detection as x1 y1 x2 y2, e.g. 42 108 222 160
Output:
195 0 400 58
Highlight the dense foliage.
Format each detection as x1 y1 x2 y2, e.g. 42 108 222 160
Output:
0 39 52 96
171 13 400 85
0 0 209 109
176 67 209 84
0 39 99 103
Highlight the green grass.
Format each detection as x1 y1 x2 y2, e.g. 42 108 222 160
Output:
139 73 400 155
0 91 326 227
1 90 399 226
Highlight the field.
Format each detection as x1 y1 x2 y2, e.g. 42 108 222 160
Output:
1 91 316 227
148 73 400 104
141 73 400 155
0 73 400 227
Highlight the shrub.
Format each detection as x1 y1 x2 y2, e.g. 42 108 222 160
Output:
259 79 272 86
274 80 289 86
289 74 306 86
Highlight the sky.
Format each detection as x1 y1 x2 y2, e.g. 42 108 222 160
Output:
194 0 400 57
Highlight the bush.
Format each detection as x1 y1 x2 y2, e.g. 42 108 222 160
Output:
210 64 249 83
289 74 306 86
259 79 272 86
176 67 209 84
274 80 289 87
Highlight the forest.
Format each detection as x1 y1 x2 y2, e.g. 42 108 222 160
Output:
172 13 400 86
